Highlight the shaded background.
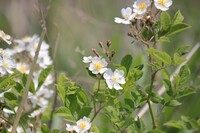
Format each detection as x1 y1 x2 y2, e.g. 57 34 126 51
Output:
0 0 200 132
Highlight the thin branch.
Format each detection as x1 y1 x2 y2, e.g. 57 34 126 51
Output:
134 43 200 120
11 27 46 133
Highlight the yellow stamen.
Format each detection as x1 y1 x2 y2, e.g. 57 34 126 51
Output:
138 2 147 10
79 122 86 129
19 65 28 72
158 0 166 6
94 62 103 71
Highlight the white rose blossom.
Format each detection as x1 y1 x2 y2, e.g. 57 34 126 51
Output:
154 0 173 11
103 68 126 90
114 7 135 24
0 56 15 75
66 116 92 133
85 56 107 74
133 0 151 14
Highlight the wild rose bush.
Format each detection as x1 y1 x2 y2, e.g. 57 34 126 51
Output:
0 0 200 133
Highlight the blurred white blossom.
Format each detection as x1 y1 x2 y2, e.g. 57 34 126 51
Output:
66 116 92 133
88 56 108 74
133 0 151 14
114 7 135 24
0 56 15 75
154 0 172 11
103 68 126 90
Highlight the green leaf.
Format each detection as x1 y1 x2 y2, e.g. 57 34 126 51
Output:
78 107 92 119
173 53 186 65
4 92 17 101
164 120 186 129
14 82 23 94
163 79 173 96
175 45 190 56
0 74 19 93
56 74 68 103
121 54 133 73
148 129 165 133
179 65 190 85
172 10 184 25
161 11 171 31
176 87 195 99
41 124 50 133
68 94 78 114
156 36 170 43
90 125 99 133
37 66 53 90
166 100 182 107
147 48 171 65
55 106 75 122
150 92 164 103
52 129 60 133
77 91 88 104
167 23 191 36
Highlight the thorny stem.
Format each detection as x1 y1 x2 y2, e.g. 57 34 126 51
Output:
11 27 46 133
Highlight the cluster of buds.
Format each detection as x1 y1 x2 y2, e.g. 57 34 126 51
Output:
83 41 126 90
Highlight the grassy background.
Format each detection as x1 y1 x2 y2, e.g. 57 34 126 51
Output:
0 0 200 132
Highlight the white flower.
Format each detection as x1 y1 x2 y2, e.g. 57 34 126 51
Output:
103 68 126 90
74 117 91 133
0 30 12 45
66 117 91 133
0 56 15 75
154 0 172 11
83 56 93 63
133 0 151 14
16 62 30 74
88 56 108 74
114 7 135 24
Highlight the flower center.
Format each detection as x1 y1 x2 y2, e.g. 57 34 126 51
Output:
3 61 8 68
79 122 87 129
123 15 130 20
94 62 103 71
19 65 28 72
112 76 118 82
158 0 166 6
138 2 147 10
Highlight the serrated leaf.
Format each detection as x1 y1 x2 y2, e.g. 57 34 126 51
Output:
161 11 171 31
121 54 133 73
173 53 186 65
55 106 75 122
147 48 171 65
37 66 53 90
172 10 184 25
175 45 190 56
0 74 19 93
167 23 191 36
56 74 68 103
4 92 17 101
179 65 190 85
78 107 92 119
